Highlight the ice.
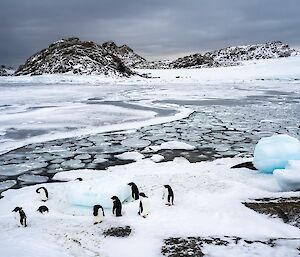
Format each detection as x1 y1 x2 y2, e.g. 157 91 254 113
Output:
0 180 17 191
115 151 144 161
61 159 85 169
74 154 91 160
274 160 300 191
121 137 151 148
160 140 196 150
0 164 29 176
18 174 49 183
150 154 164 163
66 178 131 208
253 134 300 173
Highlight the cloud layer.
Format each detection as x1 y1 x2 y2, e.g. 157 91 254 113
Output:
1 0 300 65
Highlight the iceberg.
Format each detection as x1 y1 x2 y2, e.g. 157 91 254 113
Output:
274 160 300 191
66 177 131 208
253 135 300 173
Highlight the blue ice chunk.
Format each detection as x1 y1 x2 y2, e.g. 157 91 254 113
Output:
253 134 300 173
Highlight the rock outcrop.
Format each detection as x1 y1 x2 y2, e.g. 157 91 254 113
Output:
170 41 299 69
15 37 133 76
0 65 15 76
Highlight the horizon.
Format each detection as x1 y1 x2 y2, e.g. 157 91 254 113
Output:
1 0 300 66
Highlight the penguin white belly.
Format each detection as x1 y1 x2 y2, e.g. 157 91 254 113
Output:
39 190 48 201
163 188 169 204
140 198 150 217
94 212 104 224
14 212 20 225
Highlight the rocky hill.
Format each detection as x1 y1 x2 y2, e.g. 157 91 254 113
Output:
15 38 133 76
170 41 299 68
0 65 15 76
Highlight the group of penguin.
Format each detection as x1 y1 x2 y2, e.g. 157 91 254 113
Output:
12 181 174 227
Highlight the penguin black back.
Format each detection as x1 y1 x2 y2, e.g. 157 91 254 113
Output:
36 187 49 199
37 205 49 214
12 207 27 227
164 185 174 205
128 182 139 200
111 196 122 217
93 205 105 216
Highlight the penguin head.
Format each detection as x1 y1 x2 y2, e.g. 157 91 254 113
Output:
75 177 83 181
93 204 102 211
139 192 147 198
128 182 136 187
37 205 49 213
12 207 22 212
36 186 46 193
164 185 171 189
111 196 118 201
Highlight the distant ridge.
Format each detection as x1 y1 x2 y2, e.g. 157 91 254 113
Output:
12 39 300 76
169 41 299 68
15 37 133 76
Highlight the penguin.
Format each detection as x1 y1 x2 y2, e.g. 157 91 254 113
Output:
93 205 105 224
138 192 150 218
111 196 122 217
163 185 174 206
37 205 49 214
36 187 48 202
128 182 139 200
12 207 27 227
75 177 83 181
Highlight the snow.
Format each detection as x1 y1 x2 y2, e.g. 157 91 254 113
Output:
160 141 195 150
115 151 145 161
150 154 164 163
253 135 300 173
1 158 300 257
274 160 300 191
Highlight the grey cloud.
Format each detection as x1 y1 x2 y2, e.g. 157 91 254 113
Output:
0 0 299 65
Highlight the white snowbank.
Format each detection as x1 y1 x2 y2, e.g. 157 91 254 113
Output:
1 157 300 257
115 151 145 161
253 135 300 173
160 141 195 150
150 154 164 163
274 160 300 191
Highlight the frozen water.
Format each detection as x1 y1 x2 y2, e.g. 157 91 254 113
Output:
274 160 300 191
74 154 91 160
18 174 49 183
61 160 85 169
115 151 144 161
160 141 195 150
0 180 17 191
66 178 131 208
150 154 164 163
253 135 300 173
0 164 29 176
121 137 151 148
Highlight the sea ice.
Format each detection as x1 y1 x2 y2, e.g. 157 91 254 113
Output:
253 135 300 173
18 174 49 183
274 160 300 191
0 180 17 191
121 137 151 148
115 151 144 161
150 154 164 163
66 178 131 208
160 140 195 150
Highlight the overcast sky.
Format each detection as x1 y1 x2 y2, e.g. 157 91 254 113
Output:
1 0 300 66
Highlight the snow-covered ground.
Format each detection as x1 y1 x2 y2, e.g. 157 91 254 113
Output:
1 158 300 257
1 56 300 256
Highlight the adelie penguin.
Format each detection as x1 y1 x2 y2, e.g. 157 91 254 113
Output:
128 182 139 200
12 207 27 227
37 205 49 214
93 205 105 224
163 185 174 206
138 192 150 218
111 196 122 217
36 186 48 202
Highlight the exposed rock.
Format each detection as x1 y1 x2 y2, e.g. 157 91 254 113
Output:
170 41 299 69
231 161 257 170
103 226 132 237
15 37 134 76
162 236 300 257
243 197 300 228
0 65 15 76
